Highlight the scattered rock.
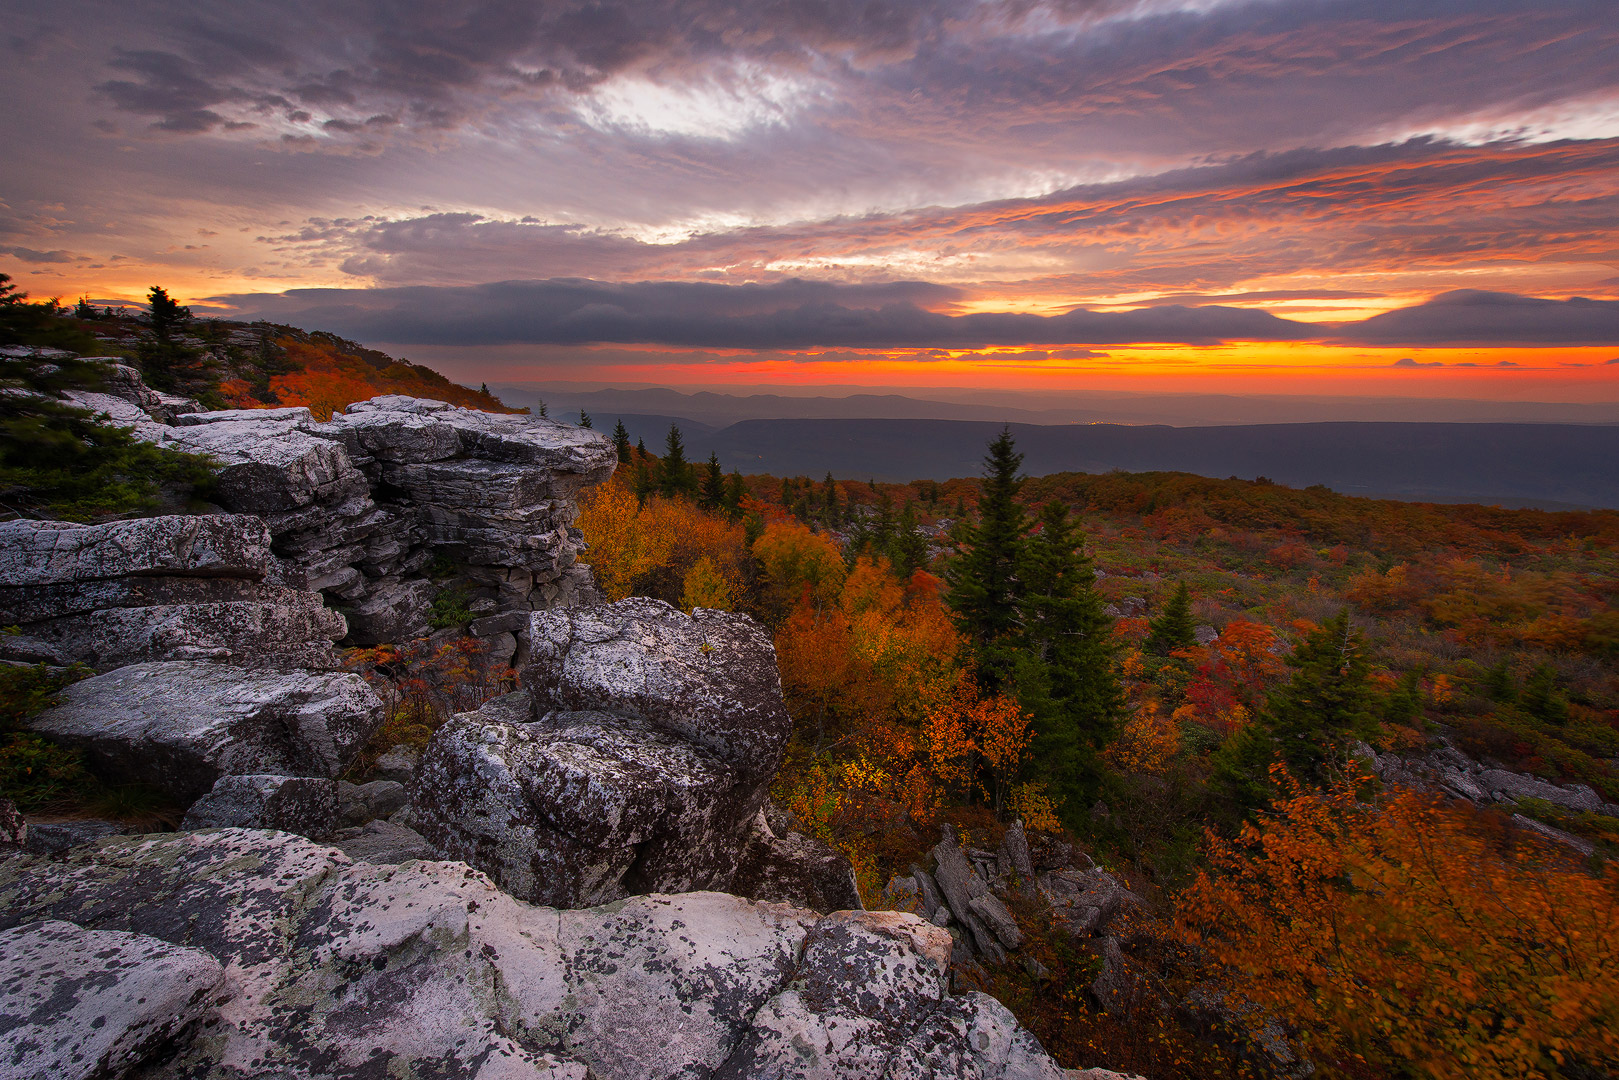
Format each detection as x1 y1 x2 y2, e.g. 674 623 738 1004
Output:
328 819 438 864
371 744 421 784
998 820 1035 882
30 661 383 802
337 778 409 827
933 829 1020 958
912 867 946 921
1512 813 1596 858
1041 867 1142 939
1090 936 1140 1018
181 774 340 836
0 919 228 1080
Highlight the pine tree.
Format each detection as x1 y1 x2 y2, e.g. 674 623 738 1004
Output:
612 420 632 464
945 427 1029 690
659 423 693 498
1520 663 1569 726
890 500 929 579
699 452 725 510
138 285 209 392
723 470 746 517
1144 581 1197 656
1015 501 1126 810
578 408 593 429
822 472 841 528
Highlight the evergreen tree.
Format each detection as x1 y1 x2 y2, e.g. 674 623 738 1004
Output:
137 285 210 392
659 423 694 498
537 398 549 418
890 501 929 579
1015 501 1126 809
1210 608 1378 819
822 472 841 528
1144 581 1197 656
945 428 1029 691
723 470 746 517
1482 660 1518 703
699 452 725 510
1520 663 1569 726
612 420 632 464
578 408 593 429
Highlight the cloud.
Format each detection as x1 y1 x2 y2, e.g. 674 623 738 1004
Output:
210 277 1618 351
1337 290 1619 347
1391 357 1442 368
3 247 78 264
214 276 1316 348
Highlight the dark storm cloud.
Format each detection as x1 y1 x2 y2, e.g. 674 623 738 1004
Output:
1338 290 1619 346
214 279 1619 350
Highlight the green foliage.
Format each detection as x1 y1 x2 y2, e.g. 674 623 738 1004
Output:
0 352 217 520
699 452 725 510
1519 662 1569 726
945 427 1030 684
0 661 95 810
659 423 695 497
137 285 214 393
612 420 632 463
0 274 106 354
428 585 474 629
1144 581 1196 656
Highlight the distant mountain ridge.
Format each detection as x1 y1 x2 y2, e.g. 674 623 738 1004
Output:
580 415 1619 510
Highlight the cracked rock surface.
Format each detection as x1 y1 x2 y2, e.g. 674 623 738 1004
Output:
0 829 1066 1080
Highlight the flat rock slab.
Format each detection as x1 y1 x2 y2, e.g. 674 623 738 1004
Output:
0 830 1065 1080
0 515 273 586
0 919 227 1080
31 661 382 802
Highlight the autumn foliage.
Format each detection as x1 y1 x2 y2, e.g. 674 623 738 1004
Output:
219 336 516 419
1178 771 1619 1079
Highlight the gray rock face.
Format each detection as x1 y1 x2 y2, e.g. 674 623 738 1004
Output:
413 601 807 909
731 820 865 914
1365 738 1619 818
181 774 341 836
0 515 345 669
30 661 382 802
0 920 228 1080
137 395 617 643
328 819 438 864
0 829 1065 1080
1040 868 1142 939
337 778 409 827
998 820 1035 882
933 830 1022 957
372 744 421 784
524 598 791 785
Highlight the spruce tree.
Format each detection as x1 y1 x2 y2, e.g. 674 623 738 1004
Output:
1520 663 1569 726
699 452 725 510
723 470 746 516
138 285 209 392
578 408 592 428
1144 581 1197 656
890 500 929 579
612 420 632 464
822 472 841 528
1015 501 1126 810
945 427 1029 690
659 424 693 498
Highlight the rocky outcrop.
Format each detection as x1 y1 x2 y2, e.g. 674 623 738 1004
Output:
409 599 820 909
1362 738 1619 818
0 514 345 669
0 829 1067 1080
30 661 382 802
136 395 617 643
730 820 864 914
0 919 227 1080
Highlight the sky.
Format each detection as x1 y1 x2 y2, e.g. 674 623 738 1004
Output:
3 0 1618 399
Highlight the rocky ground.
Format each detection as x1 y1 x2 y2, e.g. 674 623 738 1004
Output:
0 369 1114 1079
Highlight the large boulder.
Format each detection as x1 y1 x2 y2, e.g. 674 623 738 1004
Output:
0 920 228 1080
410 695 760 906
524 598 791 784
0 829 1068 1080
0 514 273 586
730 819 865 914
30 661 382 802
181 774 341 836
411 600 803 908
